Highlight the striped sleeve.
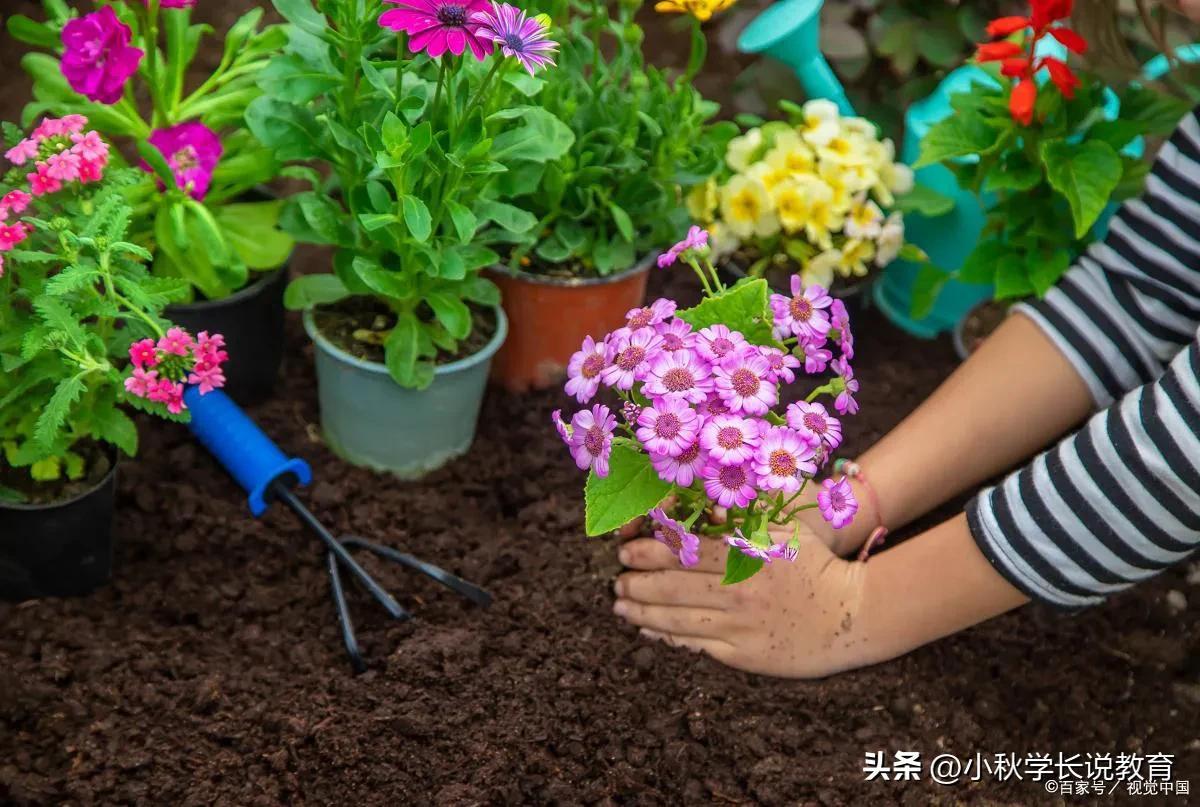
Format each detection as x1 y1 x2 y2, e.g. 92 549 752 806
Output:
1013 107 1200 409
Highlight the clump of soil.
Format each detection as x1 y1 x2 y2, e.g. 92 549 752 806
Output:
0 269 1196 804
957 300 1010 358
313 297 497 366
0 442 113 506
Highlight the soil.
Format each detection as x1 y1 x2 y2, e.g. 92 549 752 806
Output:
1 266 1198 805
312 297 497 367
958 300 1011 360
0 441 113 506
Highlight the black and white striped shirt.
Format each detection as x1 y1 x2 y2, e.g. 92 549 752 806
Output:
967 106 1200 609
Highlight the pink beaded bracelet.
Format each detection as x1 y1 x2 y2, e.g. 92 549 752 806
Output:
833 459 888 563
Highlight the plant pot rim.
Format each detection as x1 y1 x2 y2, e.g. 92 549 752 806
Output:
489 253 654 288
302 304 509 378
167 263 289 314
0 453 118 512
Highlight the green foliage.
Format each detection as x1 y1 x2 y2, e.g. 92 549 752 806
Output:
584 440 673 536
675 278 779 348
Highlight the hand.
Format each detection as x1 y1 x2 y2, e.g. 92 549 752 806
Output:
613 523 872 679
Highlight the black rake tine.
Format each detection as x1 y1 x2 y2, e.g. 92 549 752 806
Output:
327 550 367 675
341 536 494 608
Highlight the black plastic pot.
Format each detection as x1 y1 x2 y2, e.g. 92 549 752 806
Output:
0 463 118 601
167 264 289 404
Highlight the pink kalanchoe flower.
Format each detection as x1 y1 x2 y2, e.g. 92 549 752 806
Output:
128 338 159 370
650 439 706 487
695 324 749 364
643 349 712 404
0 223 29 251
832 357 860 416
551 409 571 445
830 299 854 359
760 346 801 385
568 404 616 477
1 190 32 215
188 364 226 395
625 298 676 331
472 2 558 75
124 367 159 398
726 530 788 562
60 7 144 105
786 401 843 450
380 0 493 60
45 151 81 183
636 397 699 457
770 276 833 342
27 164 62 197
713 349 778 416
753 426 817 494
702 461 758 508
157 327 194 357
565 335 610 404
818 476 858 529
144 122 223 201
70 131 109 164
801 340 832 374
5 139 39 166
601 328 662 390
654 318 695 353
648 507 701 567
699 414 761 467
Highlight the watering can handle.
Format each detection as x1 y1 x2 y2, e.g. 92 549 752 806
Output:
184 387 312 517
802 58 855 116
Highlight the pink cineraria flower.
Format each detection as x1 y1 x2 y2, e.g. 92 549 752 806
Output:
702 461 758 508
654 318 695 353
753 426 817 494
128 338 160 370
472 2 558 76
695 324 748 364
770 276 833 342
157 327 194 357
699 414 761 467
1 191 31 215
27 164 62 197
830 299 854 359
0 223 30 251
70 131 109 164
565 335 610 404
657 225 709 268
643 350 712 404
124 366 159 398
760 346 801 385
832 357 860 416
60 7 144 105
726 529 787 562
818 476 858 529
786 401 843 450
625 298 676 331
600 328 662 390
380 0 493 60
802 340 832 374
697 392 730 419
552 409 571 445
713 349 778 416
636 397 699 457
5 139 40 166
568 404 616 477
648 507 701 567
650 439 706 487
144 122 223 201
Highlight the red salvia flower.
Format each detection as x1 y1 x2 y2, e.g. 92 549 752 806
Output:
1049 27 1088 54
1000 57 1031 78
1030 0 1073 29
1042 57 1080 98
976 41 1024 62
986 16 1031 37
1010 78 1037 125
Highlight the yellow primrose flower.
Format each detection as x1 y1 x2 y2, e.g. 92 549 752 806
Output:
708 220 740 259
654 0 738 22
686 177 718 222
817 162 854 214
803 248 841 289
844 193 884 239
799 177 841 249
818 132 872 167
726 128 763 173
764 131 816 176
875 213 905 266
747 160 790 193
719 174 779 239
837 238 876 278
840 117 878 139
770 178 809 234
797 99 840 147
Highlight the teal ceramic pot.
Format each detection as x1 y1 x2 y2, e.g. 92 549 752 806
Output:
303 307 508 478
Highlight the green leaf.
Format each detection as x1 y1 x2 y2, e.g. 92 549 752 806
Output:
488 107 576 163
909 264 949 320
893 183 956 217
7 15 58 49
994 254 1035 299
1112 157 1150 201
475 200 537 234
676 279 778 347
92 407 138 457
382 111 406 152
722 547 764 586
244 96 323 161
270 0 328 38
445 200 477 243
915 113 1013 168
257 53 340 104
284 274 349 309
427 291 471 339
583 441 673 536
957 239 1006 285
358 213 397 232
384 313 432 389
1040 139 1122 238
608 202 635 242
401 195 432 242
281 192 352 246
353 257 413 299
1117 85 1193 136
213 201 293 269
136 140 177 190
1027 249 1070 297
35 374 86 449
983 153 1043 193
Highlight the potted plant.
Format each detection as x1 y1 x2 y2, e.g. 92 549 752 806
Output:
254 0 570 476
9 0 293 401
486 0 736 391
0 116 229 600
909 1 1191 358
554 227 871 583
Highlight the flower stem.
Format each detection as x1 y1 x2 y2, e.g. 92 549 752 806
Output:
684 256 715 296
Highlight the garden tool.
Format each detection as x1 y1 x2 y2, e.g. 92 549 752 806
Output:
183 387 492 673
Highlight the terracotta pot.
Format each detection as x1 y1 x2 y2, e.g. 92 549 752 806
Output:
487 256 653 392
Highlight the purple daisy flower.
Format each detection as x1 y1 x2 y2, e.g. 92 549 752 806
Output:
568 404 616 477
472 2 558 75
832 357 860 416
643 350 712 404
699 414 761 467
818 476 858 529
760 346 801 385
786 401 842 450
713 349 778 416
726 529 789 563
143 122 223 201
830 299 854 360
801 339 832 374
564 335 610 404
625 298 676 331
601 328 662 390
648 507 701 567
551 409 571 445
770 276 833 343
636 397 699 458
753 427 817 495
654 318 696 353
650 440 707 487
380 0 493 60
702 461 758 509
657 226 709 268
695 324 748 364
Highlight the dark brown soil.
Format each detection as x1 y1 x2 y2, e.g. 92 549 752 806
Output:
1 266 1197 805
0 441 113 506
959 300 1011 359
313 296 497 366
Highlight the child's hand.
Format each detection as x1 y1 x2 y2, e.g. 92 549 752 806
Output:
613 524 871 679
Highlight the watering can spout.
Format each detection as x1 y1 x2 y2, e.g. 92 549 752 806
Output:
737 0 854 115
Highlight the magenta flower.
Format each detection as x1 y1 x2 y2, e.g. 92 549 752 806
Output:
713 349 778 416
699 414 761 467
643 350 712 404
770 276 833 342
654 318 695 353
650 440 706 487
193 331 228 367
702 461 758 508
150 378 187 415
760 346 801 384
0 190 31 217
124 367 159 398
648 508 701 567
636 397 699 457
0 223 30 252
380 0 493 60
70 131 109 164
157 327 194 357
472 2 558 75
60 7 144 105
625 298 676 331
144 122 223 201
551 409 571 445
726 530 788 563
565 335 610 404
801 340 832 374
621 400 642 425
45 151 81 183
657 225 709 268
188 365 226 395
601 328 662 390
786 401 842 450
568 404 617 477
830 299 854 359
695 324 748 364
753 427 817 494
832 357 859 416
27 164 61 197
5 139 39 166
697 392 730 419
128 338 160 370
818 476 858 529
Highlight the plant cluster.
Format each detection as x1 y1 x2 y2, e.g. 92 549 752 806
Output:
0 116 227 496
688 100 917 290
9 0 294 300
911 0 1192 310
554 228 860 584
